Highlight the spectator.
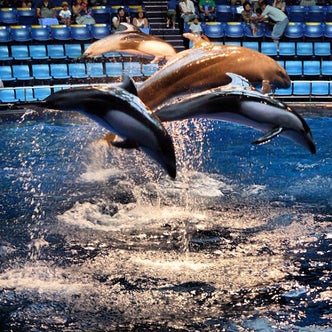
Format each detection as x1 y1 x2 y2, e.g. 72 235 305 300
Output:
179 0 196 23
133 8 149 29
89 0 107 5
198 0 216 22
166 0 178 29
36 0 56 19
230 0 245 6
241 1 257 35
189 15 202 35
112 7 130 31
272 0 286 12
21 0 34 7
299 0 316 5
75 0 95 24
254 0 289 51
59 1 71 25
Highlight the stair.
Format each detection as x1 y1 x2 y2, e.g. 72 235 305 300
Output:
144 0 185 52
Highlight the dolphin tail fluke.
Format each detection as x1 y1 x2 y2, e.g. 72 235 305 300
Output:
252 127 284 145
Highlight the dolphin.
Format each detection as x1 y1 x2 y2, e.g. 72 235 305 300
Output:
41 82 177 178
136 33 291 109
82 23 176 62
154 73 316 154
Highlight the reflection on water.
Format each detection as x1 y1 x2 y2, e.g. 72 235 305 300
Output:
0 110 331 331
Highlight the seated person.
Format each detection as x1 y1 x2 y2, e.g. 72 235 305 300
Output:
241 1 258 35
75 0 95 24
198 0 216 22
36 0 56 19
166 0 178 29
59 1 71 25
112 7 130 31
179 0 196 23
133 8 149 31
189 15 202 35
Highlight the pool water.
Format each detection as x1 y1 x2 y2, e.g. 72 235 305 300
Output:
0 109 331 331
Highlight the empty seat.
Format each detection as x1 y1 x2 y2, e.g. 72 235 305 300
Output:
105 62 123 77
65 44 83 59
286 6 307 22
47 44 66 59
71 24 92 41
314 42 331 57
0 89 19 103
204 22 224 39
260 41 278 56
68 63 88 79
123 61 142 77
86 62 106 78
0 25 11 43
284 22 303 40
293 81 311 95
91 6 110 23
34 86 52 100
323 22 332 39
11 45 31 60
51 24 71 41
242 41 259 51
285 60 303 77
216 5 233 22
16 7 36 25
321 60 332 78
274 84 293 96
303 60 321 76
0 45 13 61
311 81 329 95
31 25 51 41
296 42 313 57
32 64 52 80
0 8 18 25
325 5 332 22
0 66 16 82
91 23 110 39
306 5 325 22
15 87 37 102
142 63 159 77
10 25 32 42
12 65 34 81
303 22 324 39
29 44 48 60
50 63 71 79
224 22 243 39
279 42 296 57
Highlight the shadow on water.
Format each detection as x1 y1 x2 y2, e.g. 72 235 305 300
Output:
0 109 331 331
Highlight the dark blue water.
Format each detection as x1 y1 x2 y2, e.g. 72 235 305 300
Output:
0 110 331 331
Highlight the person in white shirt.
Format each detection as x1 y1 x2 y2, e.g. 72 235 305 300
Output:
179 0 196 23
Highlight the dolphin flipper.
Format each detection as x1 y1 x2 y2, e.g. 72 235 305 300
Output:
252 127 284 145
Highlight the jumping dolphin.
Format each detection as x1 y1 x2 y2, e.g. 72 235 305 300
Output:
82 23 176 63
136 33 291 109
154 73 316 154
41 83 177 178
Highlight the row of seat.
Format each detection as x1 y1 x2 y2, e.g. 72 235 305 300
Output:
0 80 331 104
0 23 111 43
0 61 159 85
198 21 332 41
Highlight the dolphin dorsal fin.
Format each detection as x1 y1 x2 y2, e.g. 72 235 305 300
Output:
120 75 138 96
252 127 284 145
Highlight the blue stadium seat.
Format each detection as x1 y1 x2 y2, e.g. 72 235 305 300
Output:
224 22 243 39
242 41 259 51
91 23 110 39
303 60 321 76
303 22 324 39
31 25 51 41
68 63 88 79
323 22 332 39
12 65 34 81
64 44 82 59
0 45 13 61
296 42 313 57
123 61 142 77
279 42 296 57
0 8 18 25
91 6 110 23
34 86 52 100
47 44 66 59
293 81 311 95
0 89 19 103
71 24 92 41
50 63 71 80
0 66 16 82
216 5 233 22
311 81 329 96
86 62 106 78
29 44 49 60
16 7 36 25
11 45 31 60
142 63 159 77
314 42 331 57
286 6 307 22
325 5 332 22
51 24 71 41
306 6 325 22
274 84 293 96
0 26 11 43
321 60 332 78
15 87 37 102
105 62 123 77
260 42 278 56
204 22 224 39
243 23 265 39
285 60 303 77
10 25 32 42
284 22 303 40
32 64 52 80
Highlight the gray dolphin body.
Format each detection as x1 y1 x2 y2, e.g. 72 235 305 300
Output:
154 74 316 154
42 84 177 178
